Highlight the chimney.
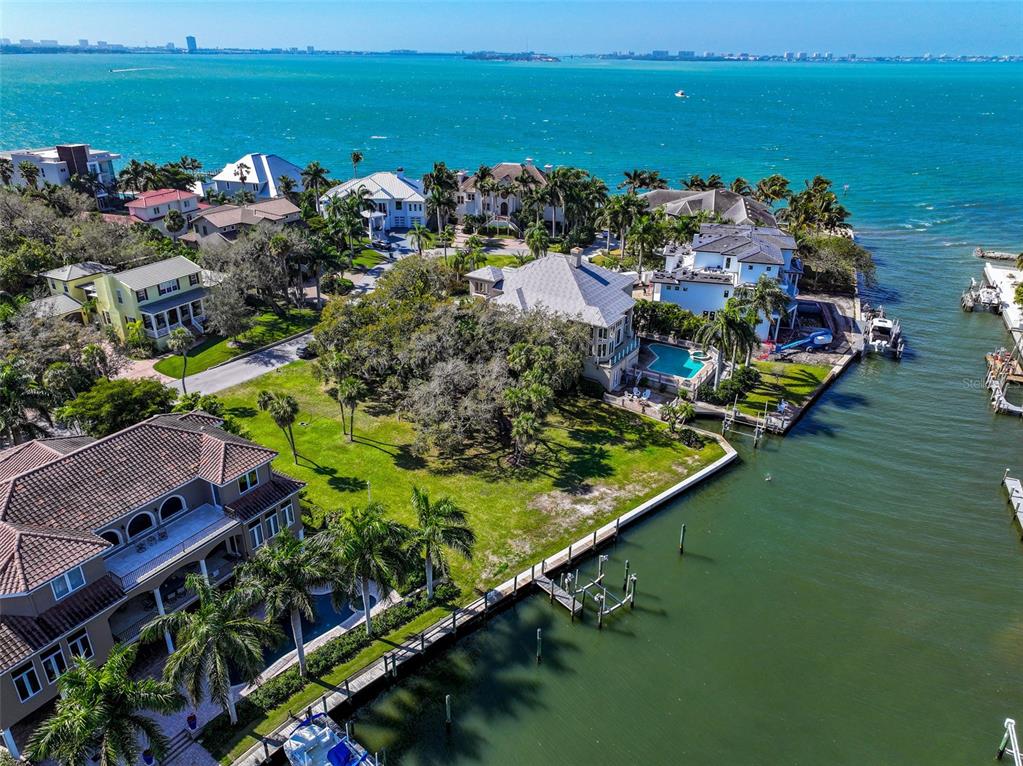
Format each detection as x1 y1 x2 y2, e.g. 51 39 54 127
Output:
396 167 405 179
456 169 467 183
524 157 534 167
569 248 583 268
543 164 553 173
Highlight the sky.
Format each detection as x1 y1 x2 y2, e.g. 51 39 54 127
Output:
2 0 1021 56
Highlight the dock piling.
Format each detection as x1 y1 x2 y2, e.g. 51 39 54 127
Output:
679 523 686 555
445 694 452 729
622 559 630 591
536 628 542 664
629 573 638 609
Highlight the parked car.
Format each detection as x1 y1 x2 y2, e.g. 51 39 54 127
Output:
372 239 393 251
296 343 318 359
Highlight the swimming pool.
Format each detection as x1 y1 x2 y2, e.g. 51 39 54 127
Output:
264 593 374 664
646 343 705 379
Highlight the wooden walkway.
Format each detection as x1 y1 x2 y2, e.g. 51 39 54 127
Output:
230 441 739 766
535 575 583 616
1005 474 1023 541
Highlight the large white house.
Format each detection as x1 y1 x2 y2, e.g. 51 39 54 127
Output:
466 253 640 390
199 152 304 200
0 143 120 193
455 160 562 229
651 223 802 338
320 170 426 232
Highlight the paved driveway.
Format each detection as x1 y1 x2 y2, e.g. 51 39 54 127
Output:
172 333 311 395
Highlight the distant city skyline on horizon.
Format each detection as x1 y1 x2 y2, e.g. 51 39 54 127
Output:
2 0 1021 57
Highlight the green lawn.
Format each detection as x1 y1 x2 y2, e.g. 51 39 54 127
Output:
218 362 725 589
209 363 724 763
351 247 386 270
738 361 833 416
483 254 531 268
153 309 318 378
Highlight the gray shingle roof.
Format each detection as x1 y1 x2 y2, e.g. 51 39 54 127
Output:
488 255 634 328
39 261 113 282
26 294 83 318
114 255 202 290
642 189 777 227
465 265 505 283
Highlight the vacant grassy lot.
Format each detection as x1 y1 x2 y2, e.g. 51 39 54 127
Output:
738 361 832 416
218 362 725 589
153 309 317 377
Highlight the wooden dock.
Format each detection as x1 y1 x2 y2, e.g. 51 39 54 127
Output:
1005 473 1023 541
535 575 582 616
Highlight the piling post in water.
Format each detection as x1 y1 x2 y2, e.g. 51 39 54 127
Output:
629 574 638 609
571 593 577 622
568 543 573 564
513 573 518 597
622 559 630 591
592 529 597 548
263 741 270 759
536 628 542 664
445 694 452 729
615 517 620 538
679 523 686 555
596 595 605 629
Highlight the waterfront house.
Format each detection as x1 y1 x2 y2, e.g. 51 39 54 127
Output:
124 188 204 235
29 255 220 349
641 188 777 227
0 143 120 198
466 253 639 390
185 198 302 244
454 159 562 230
0 411 304 758
200 152 304 200
320 170 426 233
651 223 801 338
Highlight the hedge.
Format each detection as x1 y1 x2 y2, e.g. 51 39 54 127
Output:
199 582 459 747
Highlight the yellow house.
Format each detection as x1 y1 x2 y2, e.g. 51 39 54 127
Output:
32 256 214 349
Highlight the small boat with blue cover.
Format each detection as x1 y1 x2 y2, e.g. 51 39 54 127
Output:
284 713 373 766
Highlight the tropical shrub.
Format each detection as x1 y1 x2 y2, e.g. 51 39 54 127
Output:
677 427 707 448
321 273 354 295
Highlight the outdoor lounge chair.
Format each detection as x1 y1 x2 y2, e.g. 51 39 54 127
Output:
632 386 641 399
642 389 652 401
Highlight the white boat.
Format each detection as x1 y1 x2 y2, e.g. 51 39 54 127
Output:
862 305 905 359
674 89 687 98
961 277 1002 313
284 714 371 766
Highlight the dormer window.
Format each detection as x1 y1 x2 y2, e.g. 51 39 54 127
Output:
238 469 259 494
51 566 86 600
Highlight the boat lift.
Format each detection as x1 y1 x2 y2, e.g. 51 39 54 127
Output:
997 718 1021 766
556 555 637 629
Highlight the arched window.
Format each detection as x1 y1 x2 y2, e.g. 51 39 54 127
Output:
126 512 155 539
100 530 121 546
159 496 185 521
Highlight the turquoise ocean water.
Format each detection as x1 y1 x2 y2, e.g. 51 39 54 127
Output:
2 54 1022 763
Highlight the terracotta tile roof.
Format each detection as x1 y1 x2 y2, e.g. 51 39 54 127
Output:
125 188 199 208
460 162 548 192
0 413 276 595
0 437 98 482
226 472 305 521
0 575 124 672
0 524 109 593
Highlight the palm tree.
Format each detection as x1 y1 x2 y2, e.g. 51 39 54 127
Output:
511 412 540 464
117 159 146 193
26 644 184 766
141 575 281 725
525 221 549 260
410 487 475 599
695 310 757 389
730 177 753 196
619 169 647 192
335 376 366 442
17 160 40 189
166 328 193 393
302 161 330 212
0 157 13 186
682 174 707 190
436 224 455 261
257 390 300 462
740 275 791 340
0 360 51 446
140 161 164 191
408 222 433 255
317 503 410 637
233 161 251 195
350 150 363 178
278 174 297 200
239 531 331 677
630 213 666 277
426 182 454 234
752 174 791 204
164 208 186 241
1016 253 1023 271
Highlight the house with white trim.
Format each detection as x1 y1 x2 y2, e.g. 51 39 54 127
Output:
641 188 777 227
320 169 426 233
651 223 802 338
454 159 562 229
0 143 120 196
199 152 304 200
466 253 639 390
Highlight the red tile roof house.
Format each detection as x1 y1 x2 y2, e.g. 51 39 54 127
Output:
124 188 205 237
0 412 304 759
